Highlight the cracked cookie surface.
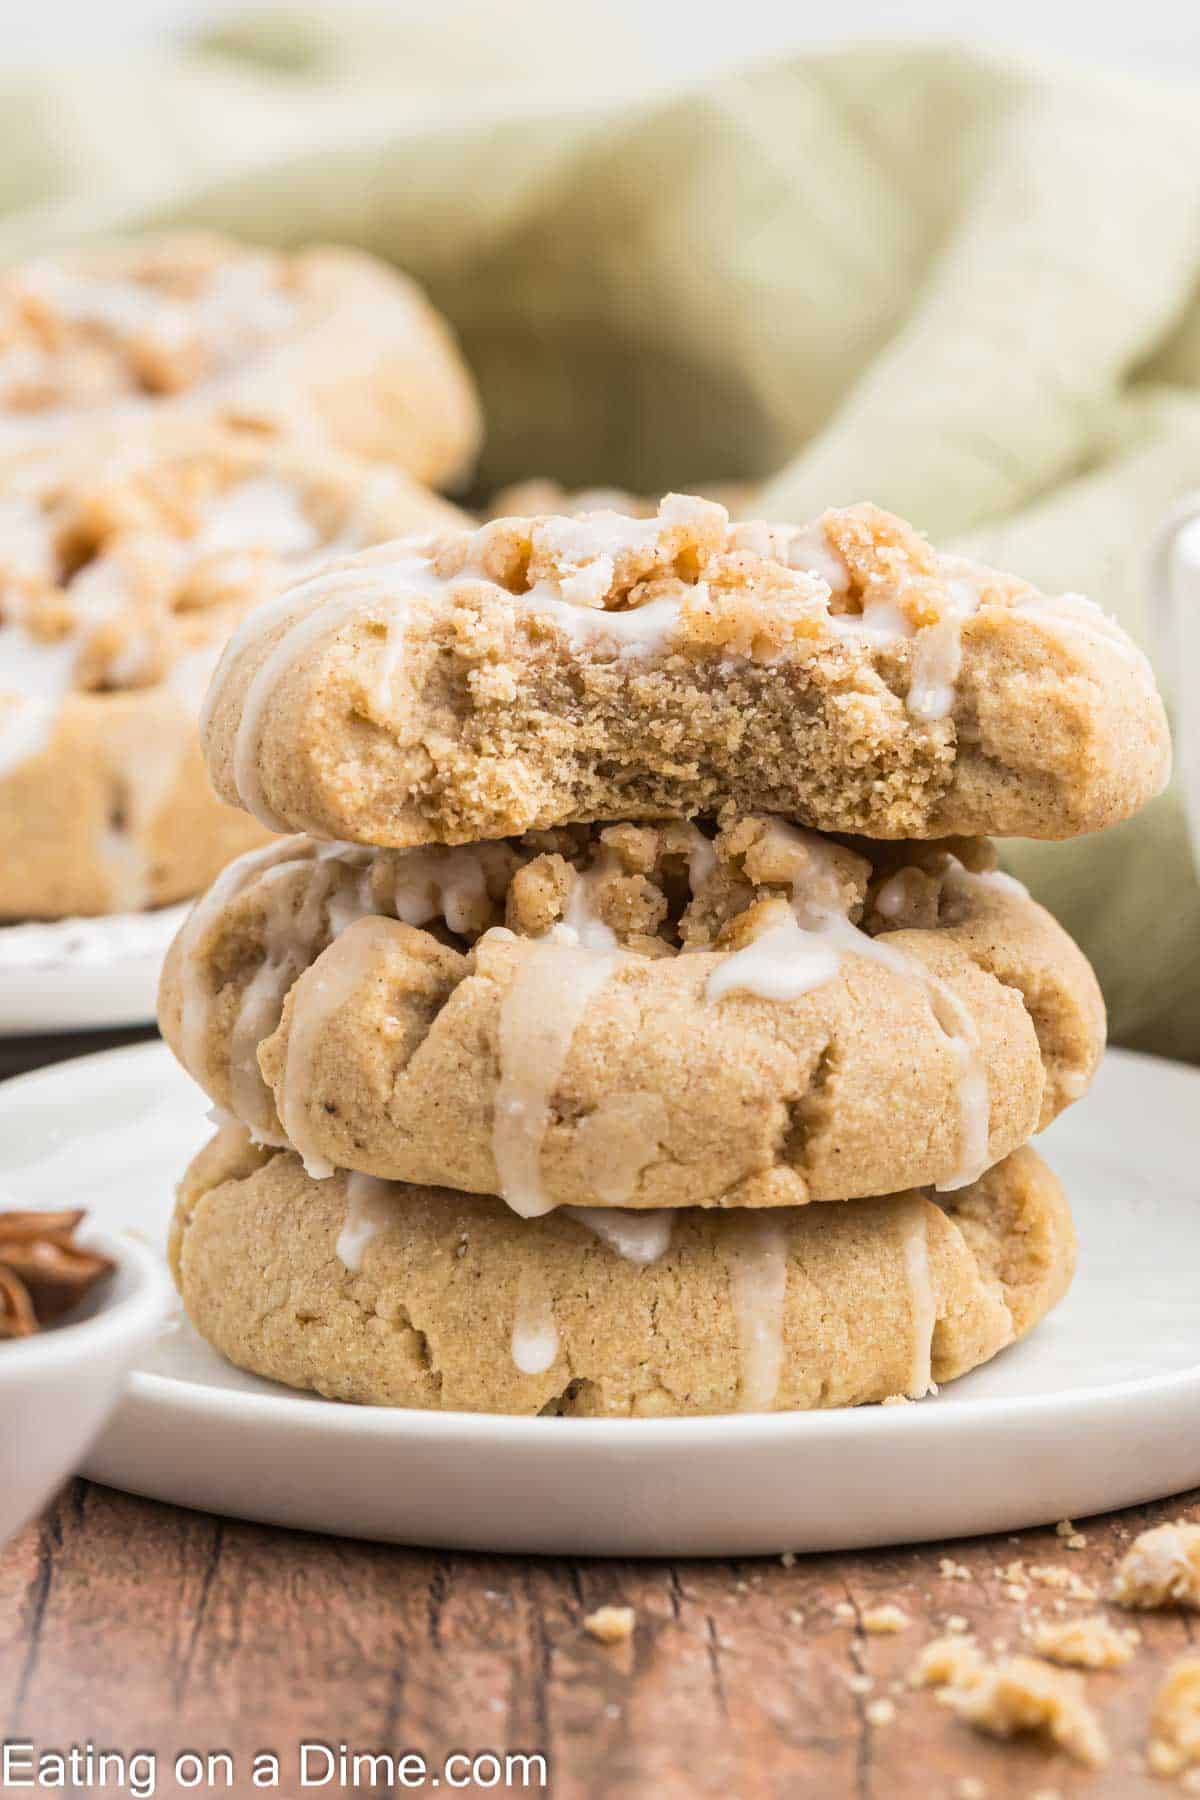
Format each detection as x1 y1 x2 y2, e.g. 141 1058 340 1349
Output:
169 1132 1074 1416
157 817 1104 1210
201 493 1169 847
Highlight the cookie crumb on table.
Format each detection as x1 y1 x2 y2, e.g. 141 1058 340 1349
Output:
936 1651 1109 1768
865 1698 896 1726
863 1604 910 1635
1148 1658 1200 1778
583 1606 636 1645
911 1635 984 1690
1031 1614 1136 1670
1028 1564 1098 1602
1113 1522 1200 1610
940 1558 972 1582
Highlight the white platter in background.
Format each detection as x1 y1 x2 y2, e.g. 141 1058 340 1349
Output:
0 1040 1196 1557
0 904 187 1033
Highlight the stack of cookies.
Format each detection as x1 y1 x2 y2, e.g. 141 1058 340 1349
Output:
159 496 1169 1415
0 234 478 919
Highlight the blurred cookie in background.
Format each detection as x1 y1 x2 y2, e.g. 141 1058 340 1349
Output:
0 422 466 919
0 233 483 490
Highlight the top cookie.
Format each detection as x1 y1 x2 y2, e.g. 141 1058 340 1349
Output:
201 493 1170 847
0 233 482 488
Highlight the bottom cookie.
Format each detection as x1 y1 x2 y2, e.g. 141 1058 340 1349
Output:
170 1135 1074 1417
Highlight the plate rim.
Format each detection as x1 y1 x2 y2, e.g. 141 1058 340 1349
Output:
2 1037 1198 1447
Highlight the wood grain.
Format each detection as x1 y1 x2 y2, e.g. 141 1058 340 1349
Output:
2 1482 1198 1798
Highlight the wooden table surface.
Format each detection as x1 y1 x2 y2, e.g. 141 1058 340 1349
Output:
2 1035 1196 1799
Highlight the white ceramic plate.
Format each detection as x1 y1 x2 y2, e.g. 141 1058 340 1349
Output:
0 1041 1196 1557
0 905 188 1033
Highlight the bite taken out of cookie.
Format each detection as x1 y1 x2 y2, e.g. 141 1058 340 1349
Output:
200 493 1170 850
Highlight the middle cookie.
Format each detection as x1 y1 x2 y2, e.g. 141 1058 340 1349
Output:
159 815 1104 1212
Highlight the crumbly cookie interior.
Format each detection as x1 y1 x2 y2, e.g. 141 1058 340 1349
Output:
205 488 1166 851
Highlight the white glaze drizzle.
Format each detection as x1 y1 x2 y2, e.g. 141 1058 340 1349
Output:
336 1172 399 1272
0 456 331 793
725 1214 789 1411
707 825 990 1192
941 858 1030 905
0 628 78 777
173 837 376 1146
564 1207 674 1265
906 573 984 722
491 927 623 1218
176 837 309 1083
706 917 841 1003
392 845 490 936
232 588 391 832
732 518 851 596
195 476 319 559
277 916 393 1177
510 1280 560 1374
902 1205 937 1399
525 587 684 656
12 252 298 390
705 826 856 1004
225 859 328 1136
217 549 448 828
211 496 855 826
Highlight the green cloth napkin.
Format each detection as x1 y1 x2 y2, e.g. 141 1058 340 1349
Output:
2 16 1198 1056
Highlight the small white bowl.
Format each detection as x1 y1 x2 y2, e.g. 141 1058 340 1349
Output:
0 1230 171 1546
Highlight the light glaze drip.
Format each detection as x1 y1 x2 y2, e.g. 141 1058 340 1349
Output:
491 928 623 1218
564 1207 674 1265
0 461 331 790
706 916 841 1003
336 1172 399 1272
725 1214 789 1412
706 825 991 1193
510 1279 560 1374
176 837 309 1084
278 916 393 1178
905 572 983 721
901 1205 937 1399
392 845 491 936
